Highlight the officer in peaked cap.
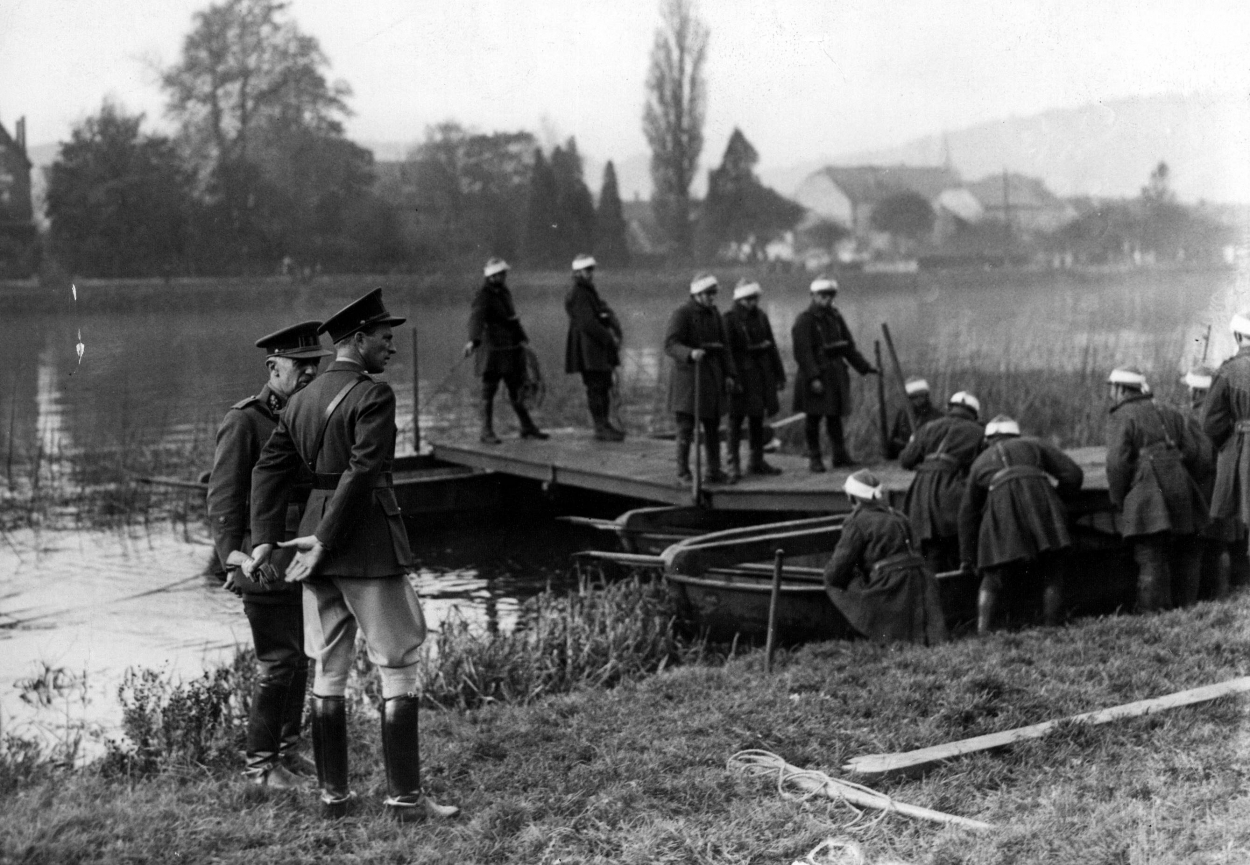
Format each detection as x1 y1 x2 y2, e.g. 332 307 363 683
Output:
207 320 331 789
246 288 459 822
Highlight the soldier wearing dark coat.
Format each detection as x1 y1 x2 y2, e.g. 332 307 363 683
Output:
1106 366 1209 611
247 289 458 823
207 321 330 789
898 391 984 574
823 469 948 645
791 275 878 471
723 278 785 480
887 377 945 459
958 415 1083 634
464 257 546 444
1201 313 1250 544
665 273 737 485
1184 365 1245 597
564 254 625 441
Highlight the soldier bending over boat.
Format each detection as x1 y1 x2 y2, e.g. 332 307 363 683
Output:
887 376 944 459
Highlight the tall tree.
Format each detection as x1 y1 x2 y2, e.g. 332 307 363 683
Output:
870 192 936 246
594 161 631 267
642 0 708 261
46 101 194 277
550 138 596 261
521 147 560 267
698 128 804 260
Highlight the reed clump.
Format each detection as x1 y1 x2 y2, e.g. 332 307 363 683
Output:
416 575 703 710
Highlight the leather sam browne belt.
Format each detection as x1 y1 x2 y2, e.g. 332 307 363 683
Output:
988 464 1048 492
313 471 394 490
916 453 962 472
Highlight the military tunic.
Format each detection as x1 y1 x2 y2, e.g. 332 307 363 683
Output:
207 385 304 603
958 436 1083 569
1201 345 1250 526
665 300 737 419
723 304 785 418
564 281 621 374
823 500 948 644
1106 393 1209 537
899 411 985 543
252 360 413 578
467 281 527 381
791 303 872 417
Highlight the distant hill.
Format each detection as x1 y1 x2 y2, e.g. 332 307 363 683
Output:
760 92 1250 204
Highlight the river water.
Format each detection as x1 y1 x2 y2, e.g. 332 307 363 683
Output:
0 265 1242 747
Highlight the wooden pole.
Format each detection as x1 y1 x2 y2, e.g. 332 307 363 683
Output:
411 326 421 454
881 323 916 432
765 549 784 674
874 339 889 458
692 355 703 505
844 675 1250 780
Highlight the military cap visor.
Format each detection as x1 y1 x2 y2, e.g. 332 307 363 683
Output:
318 288 407 343
255 321 333 359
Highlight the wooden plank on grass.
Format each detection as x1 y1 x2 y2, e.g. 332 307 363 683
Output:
844 676 1250 780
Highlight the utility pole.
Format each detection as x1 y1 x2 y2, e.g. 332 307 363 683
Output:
1001 167 1012 264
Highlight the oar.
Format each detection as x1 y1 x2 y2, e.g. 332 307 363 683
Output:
692 354 702 505
881 323 916 432
765 549 784 674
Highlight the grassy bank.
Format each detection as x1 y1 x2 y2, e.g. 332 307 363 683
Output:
5 588 1250 863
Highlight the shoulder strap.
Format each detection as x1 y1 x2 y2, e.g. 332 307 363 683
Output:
231 394 262 411
304 374 370 473
1147 401 1178 449
995 440 1011 467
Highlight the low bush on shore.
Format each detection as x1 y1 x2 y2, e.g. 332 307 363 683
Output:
4 587 1250 863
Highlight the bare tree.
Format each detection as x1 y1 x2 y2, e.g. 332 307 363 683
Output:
642 0 708 261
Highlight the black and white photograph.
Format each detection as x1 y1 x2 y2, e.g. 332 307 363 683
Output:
2 0 1250 861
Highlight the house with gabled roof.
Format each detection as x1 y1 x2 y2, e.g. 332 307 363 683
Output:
965 172 1075 234
793 164 965 237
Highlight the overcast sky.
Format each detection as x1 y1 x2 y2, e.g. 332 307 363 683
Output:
2 0 1248 174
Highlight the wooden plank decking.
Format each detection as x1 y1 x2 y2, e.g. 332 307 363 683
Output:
432 433 1109 513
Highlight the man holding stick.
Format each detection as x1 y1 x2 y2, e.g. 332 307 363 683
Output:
791 275 878 471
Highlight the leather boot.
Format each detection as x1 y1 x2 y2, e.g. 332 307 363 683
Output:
829 416 854 467
1171 536 1201 608
245 680 309 788
804 415 825 472
1042 564 1064 627
311 695 354 816
381 695 460 823
726 425 743 483
513 401 549 440
1229 542 1250 589
977 586 999 635
1133 538 1172 612
703 425 731 484
747 417 780 474
676 437 693 485
279 661 314 777
479 396 501 445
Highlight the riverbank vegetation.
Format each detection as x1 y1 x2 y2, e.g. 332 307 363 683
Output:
4 582 1250 863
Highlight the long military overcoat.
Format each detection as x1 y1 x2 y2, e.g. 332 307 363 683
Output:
888 400 945 459
899 410 985 542
564 281 621 374
206 385 304 602
1106 393 1209 537
252 360 414 578
467 281 527 379
958 435 1083 570
1185 400 1240 542
723 303 785 418
665 299 737 419
822 500 948 645
791 303 872 417
1201 346 1250 526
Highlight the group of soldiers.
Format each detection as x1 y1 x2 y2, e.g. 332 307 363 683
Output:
818 310 1250 641
207 288 458 821
468 258 881 483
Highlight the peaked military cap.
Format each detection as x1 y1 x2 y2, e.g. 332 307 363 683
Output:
255 320 333 359
318 288 407 343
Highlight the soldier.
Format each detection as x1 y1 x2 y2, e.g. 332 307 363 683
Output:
822 469 948 644
246 289 458 823
1106 366 1209 610
898 391 984 574
723 278 786 480
887 377 945 459
1184 365 1244 597
207 321 331 789
665 273 737 485
959 415 1083 634
464 257 547 444
791 275 878 471
564 254 625 441
1202 311 1250 575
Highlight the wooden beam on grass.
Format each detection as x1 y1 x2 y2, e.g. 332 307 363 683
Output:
844 676 1250 780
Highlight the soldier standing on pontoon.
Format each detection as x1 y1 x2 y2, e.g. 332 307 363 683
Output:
564 254 625 441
